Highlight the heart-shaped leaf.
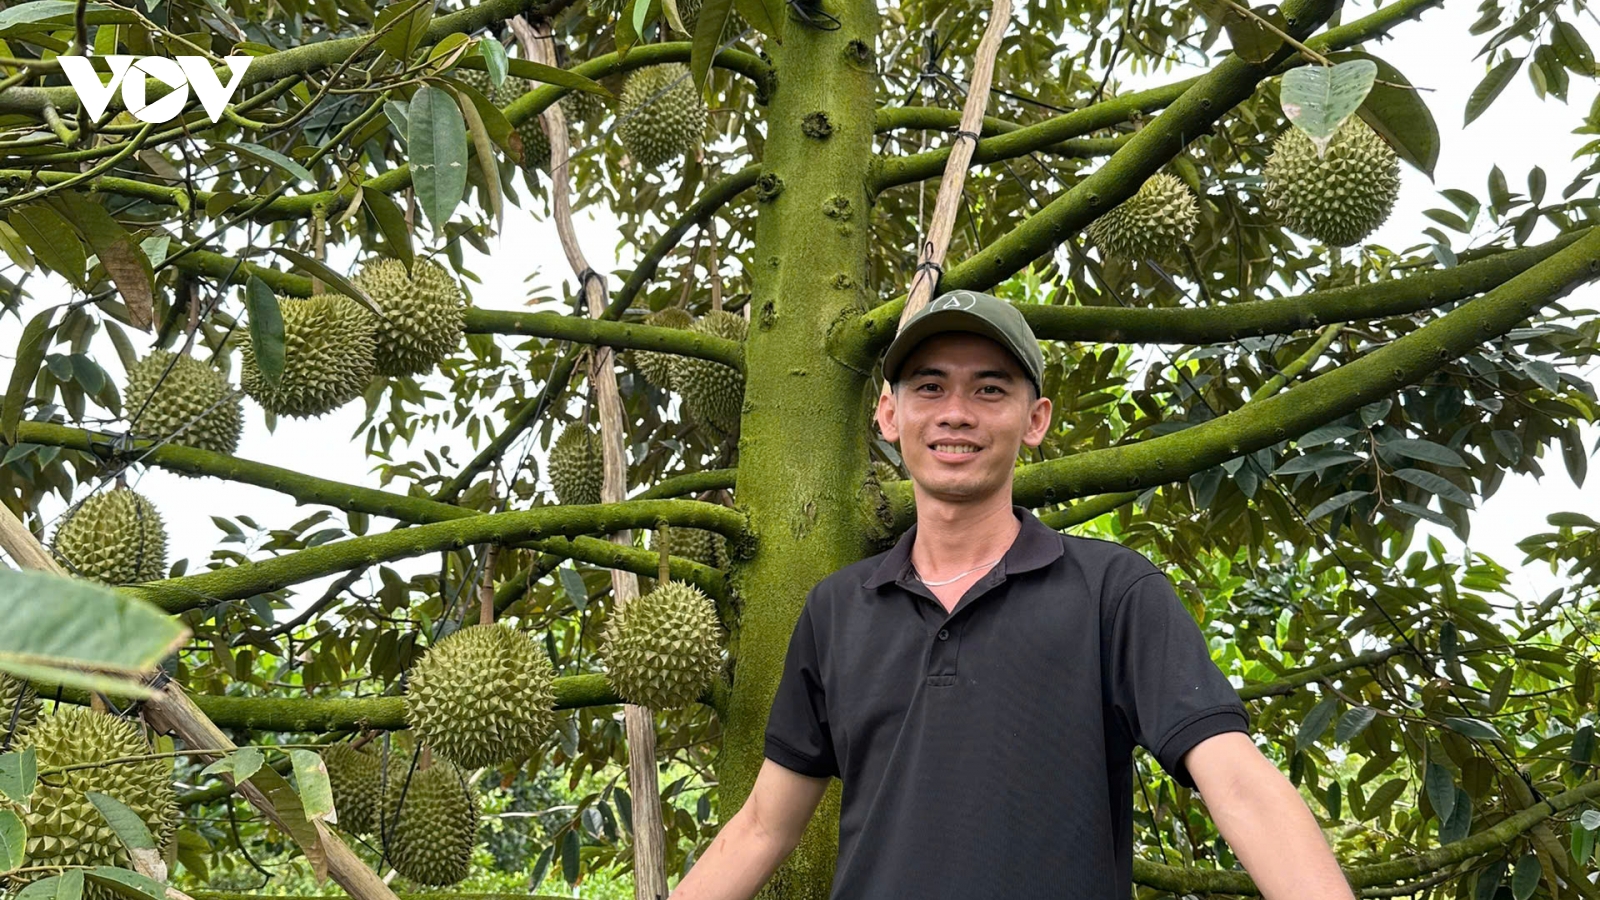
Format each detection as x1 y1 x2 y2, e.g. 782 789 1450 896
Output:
1281 59 1379 155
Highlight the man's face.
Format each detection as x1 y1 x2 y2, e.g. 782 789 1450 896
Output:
876 333 1052 504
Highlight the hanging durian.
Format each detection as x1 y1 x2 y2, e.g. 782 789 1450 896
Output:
1086 172 1198 263
51 488 167 585
0 674 40 741
669 310 746 433
322 742 383 835
617 64 706 168
490 76 553 172
240 293 376 418
352 257 467 377
603 581 723 709
405 623 557 769
123 350 243 455
380 757 478 887
648 526 726 569
549 424 606 505
1264 117 1401 247
632 306 694 391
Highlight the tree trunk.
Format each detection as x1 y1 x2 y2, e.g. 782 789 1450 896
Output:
723 5 883 898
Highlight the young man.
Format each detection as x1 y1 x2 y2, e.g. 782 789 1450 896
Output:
672 290 1354 899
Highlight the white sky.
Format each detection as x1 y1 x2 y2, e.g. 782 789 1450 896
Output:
1 1 1597 615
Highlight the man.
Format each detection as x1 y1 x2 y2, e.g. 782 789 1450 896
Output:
672 290 1352 899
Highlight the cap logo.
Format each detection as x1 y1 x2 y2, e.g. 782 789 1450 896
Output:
931 293 975 311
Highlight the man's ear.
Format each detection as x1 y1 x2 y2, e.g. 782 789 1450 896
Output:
1021 395 1052 449
876 385 902 442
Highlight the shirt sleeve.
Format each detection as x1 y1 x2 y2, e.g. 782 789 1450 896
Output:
763 599 839 779
1108 570 1249 789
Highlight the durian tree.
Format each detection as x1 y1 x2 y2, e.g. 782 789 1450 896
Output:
1 0 1600 897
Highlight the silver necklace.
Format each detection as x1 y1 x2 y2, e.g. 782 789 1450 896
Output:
912 555 1004 587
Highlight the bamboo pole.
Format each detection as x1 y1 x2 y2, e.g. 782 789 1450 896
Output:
509 17 669 900
878 0 1015 398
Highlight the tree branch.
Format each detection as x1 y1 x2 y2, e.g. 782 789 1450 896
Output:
611 165 761 313
463 308 744 370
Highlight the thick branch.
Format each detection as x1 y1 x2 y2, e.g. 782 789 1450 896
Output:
464 308 744 371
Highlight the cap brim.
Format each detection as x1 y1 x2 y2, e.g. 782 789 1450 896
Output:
882 308 1022 385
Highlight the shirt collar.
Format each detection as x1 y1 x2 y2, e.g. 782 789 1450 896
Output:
861 504 1064 590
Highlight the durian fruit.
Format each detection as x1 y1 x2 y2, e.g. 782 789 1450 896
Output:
491 76 553 172
1086 172 1199 263
649 527 727 569
617 64 707 168
549 424 605 506
15 707 177 887
669 310 747 433
603 581 723 709
632 306 695 390
404 624 557 769
677 0 747 38
123 350 243 455
352 257 467 377
872 460 903 483
51 488 167 585
322 742 383 835
380 758 478 887
240 293 377 419
1264 117 1401 247
0 674 40 741
456 66 493 98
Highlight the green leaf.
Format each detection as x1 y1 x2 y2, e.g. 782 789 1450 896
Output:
1224 4 1286 64
269 247 382 317
0 748 37 805
46 194 153 330
1384 437 1467 468
561 827 580 884
15 870 83 900
1335 706 1377 744
630 0 654 46
690 0 736 94
83 867 165 900
2 307 56 443
1465 56 1522 125
1306 490 1370 521
87 793 156 850
1488 166 1511 214
1365 778 1405 820
289 749 335 824
1439 787 1471 843
1295 696 1338 752
1511 852 1540 900
0 2 117 33
1551 21 1594 72
504 59 613 101
374 0 434 63
0 808 24 873
449 82 502 232
1425 759 1455 823
200 746 262 782
661 0 686 34
1277 450 1362 475
1390 468 1475 508
244 764 326 881
9 204 85 290
1280 59 1378 153
360 188 413 273
244 274 284 388
409 83 469 232
732 0 780 40
1570 725 1594 768
231 141 317 186
1444 716 1504 742
1528 166 1547 206
1474 860 1506 900
1329 51 1438 177
1561 421 1588 489
477 36 507 88
559 565 588 612
0 570 186 689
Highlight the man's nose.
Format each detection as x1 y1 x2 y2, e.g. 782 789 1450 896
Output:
934 392 979 427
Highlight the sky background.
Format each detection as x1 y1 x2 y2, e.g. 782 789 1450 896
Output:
1 1 1597 616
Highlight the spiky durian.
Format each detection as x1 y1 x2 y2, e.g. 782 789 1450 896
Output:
603 581 723 709
489 76 553 172
1086 172 1198 263
617 64 706 168
405 624 557 769
352 257 467 377
379 758 478 887
322 742 383 835
648 526 727 569
240 293 376 418
669 310 746 433
0 675 39 742
51 488 167 585
676 0 747 38
13 707 176 892
632 306 695 391
123 350 243 455
550 424 606 506
872 460 903 483
1264 117 1401 247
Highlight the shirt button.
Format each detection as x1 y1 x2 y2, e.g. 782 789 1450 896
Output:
937 629 950 641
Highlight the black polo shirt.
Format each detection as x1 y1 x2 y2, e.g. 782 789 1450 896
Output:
763 504 1249 898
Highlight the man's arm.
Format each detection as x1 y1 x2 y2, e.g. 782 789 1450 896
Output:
1185 731 1355 900
670 759 831 900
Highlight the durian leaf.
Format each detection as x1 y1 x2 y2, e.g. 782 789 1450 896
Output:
630 0 654 48
230 142 316 187
661 0 686 35
244 764 327 882
1329 51 1439 178
1 306 56 443
0 1 115 32
46 193 154 330
560 827 580 883
449 83 503 233
1439 787 1471 843
0 661 154 698
1465 55 1522 126
732 0 780 40
373 0 434 64
1294 695 1338 751
83 867 165 900
1335 706 1378 744
87 793 157 850
269 247 383 319
408 83 469 232
1424 759 1455 823
1511 852 1541 900
15 870 82 900
1443 716 1504 741
243 275 284 387
289 749 336 824
0 808 24 873
0 571 186 688
0 748 36 805
504 57 611 101
1280 59 1378 153
558 565 588 612
199 746 262 782
360 189 413 274
476 36 507 89
8 202 85 289
689 0 734 95
613 786 633 834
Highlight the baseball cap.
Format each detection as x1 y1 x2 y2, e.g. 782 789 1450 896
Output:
881 289 1045 396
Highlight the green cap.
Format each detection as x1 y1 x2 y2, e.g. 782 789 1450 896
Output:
881 289 1044 395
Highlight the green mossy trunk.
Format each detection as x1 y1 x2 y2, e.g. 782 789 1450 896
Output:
721 4 883 898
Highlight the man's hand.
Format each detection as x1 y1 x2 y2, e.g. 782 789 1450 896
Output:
1185 731 1355 900
670 759 830 900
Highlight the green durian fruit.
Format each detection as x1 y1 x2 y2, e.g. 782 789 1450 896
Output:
1264 117 1401 247
380 759 478 887
51 488 167 585
669 310 746 433
549 424 605 506
322 742 383 835
872 460 903 483
603 581 723 709
561 84 606 126
632 306 694 390
14 707 176 893
123 350 243 455
405 624 557 769
0 674 40 741
617 64 706 168
1086 172 1198 263
675 0 747 38
240 293 376 418
649 526 726 568
456 66 493 97
490 76 552 172
352 257 467 377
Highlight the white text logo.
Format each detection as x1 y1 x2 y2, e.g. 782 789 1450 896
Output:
57 56 253 124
